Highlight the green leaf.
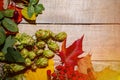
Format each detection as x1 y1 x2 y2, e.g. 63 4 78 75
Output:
0 26 5 32
30 0 39 5
0 27 6 46
0 11 4 19
35 4 45 15
3 9 15 18
0 31 4 45
2 18 18 32
5 47 25 63
2 36 15 54
27 5 35 18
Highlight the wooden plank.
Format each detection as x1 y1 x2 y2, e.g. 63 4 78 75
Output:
22 0 120 23
92 61 120 71
18 24 120 61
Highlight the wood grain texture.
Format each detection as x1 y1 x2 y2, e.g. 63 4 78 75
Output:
92 61 120 71
18 24 120 60
22 0 120 23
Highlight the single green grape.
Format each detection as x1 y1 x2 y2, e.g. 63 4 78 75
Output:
47 41 59 52
36 49 43 56
55 32 67 42
25 58 32 66
43 50 54 58
35 29 51 40
28 51 36 60
20 48 29 58
35 57 48 67
36 41 46 49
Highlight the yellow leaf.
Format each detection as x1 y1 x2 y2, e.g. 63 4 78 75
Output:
24 59 54 80
21 7 36 20
118 76 120 80
96 67 120 80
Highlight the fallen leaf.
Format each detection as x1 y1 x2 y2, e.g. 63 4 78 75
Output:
0 0 4 10
5 47 25 63
8 4 23 23
59 35 84 67
77 54 93 74
2 35 15 54
22 7 36 20
77 54 96 80
96 67 120 80
24 59 54 80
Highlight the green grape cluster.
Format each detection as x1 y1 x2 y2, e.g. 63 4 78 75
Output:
14 33 35 50
1 29 67 76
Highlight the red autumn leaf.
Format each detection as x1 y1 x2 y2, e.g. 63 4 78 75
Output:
0 0 4 10
59 39 67 63
8 4 22 23
59 35 84 66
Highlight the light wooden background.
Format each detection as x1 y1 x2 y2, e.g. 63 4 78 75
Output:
19 0 120 71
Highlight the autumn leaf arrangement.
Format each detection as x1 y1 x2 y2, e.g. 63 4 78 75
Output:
45 35 96 80
0 0 45 49
0 0 97 80
1 0 120 80
0 0 45 38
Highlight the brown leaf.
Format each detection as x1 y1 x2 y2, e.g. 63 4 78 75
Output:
77 54 96 80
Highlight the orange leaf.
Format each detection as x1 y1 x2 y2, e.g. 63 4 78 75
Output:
77 54 96 80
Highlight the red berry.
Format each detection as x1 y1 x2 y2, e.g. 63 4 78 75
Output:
52 73 57 78
13 10 19 23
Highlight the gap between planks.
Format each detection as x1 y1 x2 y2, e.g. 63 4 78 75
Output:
20 23 120 25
